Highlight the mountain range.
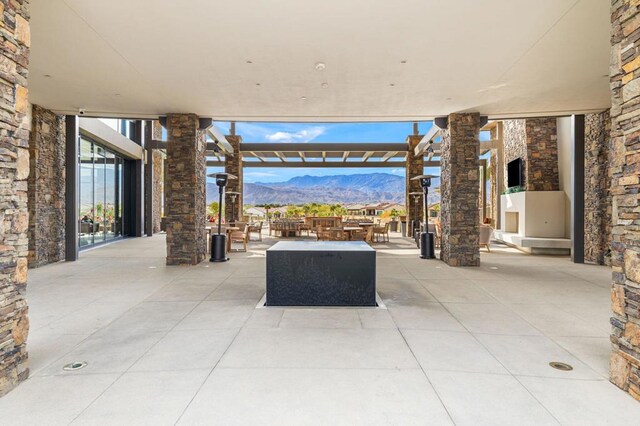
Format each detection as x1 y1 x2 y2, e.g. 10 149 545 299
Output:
207 173 441 206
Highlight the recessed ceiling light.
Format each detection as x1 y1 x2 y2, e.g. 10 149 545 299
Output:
301 96 307 101
256 83 261 86
246 60 253 64
43 74 52 78
114 93 121 97
401 60 407 64
315 62 326 71
321 82 329 89
389 83 395 87
446 97 452 100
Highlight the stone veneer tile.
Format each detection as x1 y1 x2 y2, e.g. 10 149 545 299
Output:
609 0 640 401
27 105 65 267
405 135 424 237
152 149 164 233
224 135 242 223
0 0 31 396
165 114 207 265
439 113 481 267
503 118 559 191
584 110 612 265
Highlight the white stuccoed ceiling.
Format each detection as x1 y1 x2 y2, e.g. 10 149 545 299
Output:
29 0 611 121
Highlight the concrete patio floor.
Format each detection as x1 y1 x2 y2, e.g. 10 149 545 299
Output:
1 232 639 425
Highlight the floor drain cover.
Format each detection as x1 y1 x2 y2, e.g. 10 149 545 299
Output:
549 361 573 371
63 361 88 371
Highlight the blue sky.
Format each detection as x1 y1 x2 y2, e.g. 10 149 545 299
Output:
208 121 438 183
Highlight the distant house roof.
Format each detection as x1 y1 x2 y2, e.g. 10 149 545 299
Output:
245 207 265 216
346 204 366 210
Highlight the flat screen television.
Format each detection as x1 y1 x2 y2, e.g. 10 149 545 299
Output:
507 158 523 188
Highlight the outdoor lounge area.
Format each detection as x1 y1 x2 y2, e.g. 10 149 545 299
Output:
2 0 640 424
1 232 638 424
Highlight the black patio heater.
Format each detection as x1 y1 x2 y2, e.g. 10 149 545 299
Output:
409 191 422 245
226 191 241 225
411 174 439 259
208 172 237 262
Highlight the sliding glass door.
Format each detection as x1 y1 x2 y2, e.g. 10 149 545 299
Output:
78 137 124 249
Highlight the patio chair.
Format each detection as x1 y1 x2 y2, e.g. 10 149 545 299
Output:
350 228 368 242
373 222 390 243
234 221 247 231
248 222 263 241
479 224 493 252
229 227 250 252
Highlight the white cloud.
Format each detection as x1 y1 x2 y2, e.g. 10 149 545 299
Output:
391 168 405 175
265 126 325 143
245 171 278 178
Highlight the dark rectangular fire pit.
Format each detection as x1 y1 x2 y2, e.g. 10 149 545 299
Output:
266 241 376 307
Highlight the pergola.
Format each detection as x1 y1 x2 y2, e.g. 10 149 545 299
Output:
146 121 498 235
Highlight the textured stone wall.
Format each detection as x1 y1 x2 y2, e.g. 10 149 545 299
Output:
165 114 206 265
27 105 65 267
440 113 481 267
0 0 31 397
152 150 163 233
224 135 242 223
405 135 424 236
489 126 498 225
584 110 612 265
525 118 559 191
609 0 640 401
502 118 559 191
503 120 527 182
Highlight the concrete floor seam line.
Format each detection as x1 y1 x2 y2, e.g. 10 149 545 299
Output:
68 298 204 424
173 312 250 424
396 328 457 425
439 301 564 425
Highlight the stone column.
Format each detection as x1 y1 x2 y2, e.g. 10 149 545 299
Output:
440 113 481 267
609 0 640 401
584 111 612 265
503 118 559 191
224 135 243 223
0 0 31 397
489 126 499 225
405 135 424 236
27 105 65 268
165 114 207 265
152 150 164 233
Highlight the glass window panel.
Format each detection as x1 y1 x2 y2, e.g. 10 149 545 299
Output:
79 138 94 247
93 144 106 244
105 151 116 240
78 138 126 249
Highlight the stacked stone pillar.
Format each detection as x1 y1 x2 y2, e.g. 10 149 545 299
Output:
27 105 65 267
405 135 424 236
584 111 612 265
151 120 164 232
489 126 499 225
609 0 640 401
440 113 481 267
224 135 243 223
0 0 31 396
152 150 164 233
165 114 207 265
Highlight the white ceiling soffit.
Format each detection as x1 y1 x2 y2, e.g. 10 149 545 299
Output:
29 0 610 122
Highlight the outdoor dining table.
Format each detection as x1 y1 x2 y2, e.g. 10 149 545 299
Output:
342 226 363 241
